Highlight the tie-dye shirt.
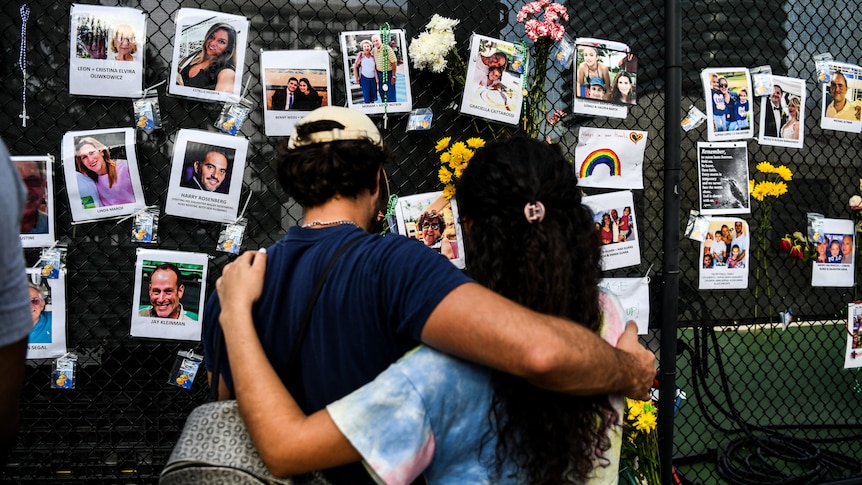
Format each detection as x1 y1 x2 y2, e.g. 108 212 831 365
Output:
326 290 625 485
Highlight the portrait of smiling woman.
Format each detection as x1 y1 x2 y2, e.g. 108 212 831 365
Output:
176 22 237 92
74 136 135 207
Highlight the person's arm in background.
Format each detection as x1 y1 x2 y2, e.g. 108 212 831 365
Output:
0 139 35 465
420 283 655 398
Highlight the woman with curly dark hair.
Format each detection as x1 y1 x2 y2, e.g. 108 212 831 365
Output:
216 137 626 483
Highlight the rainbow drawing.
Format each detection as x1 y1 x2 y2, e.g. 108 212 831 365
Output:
579 149 621 178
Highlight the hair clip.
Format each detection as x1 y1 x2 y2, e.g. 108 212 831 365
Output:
524 201 546 223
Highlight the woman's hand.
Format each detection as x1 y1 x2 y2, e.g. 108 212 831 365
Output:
217 249 267 328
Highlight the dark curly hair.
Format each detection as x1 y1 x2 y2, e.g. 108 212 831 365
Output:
275 120 391 208
455 137 617 484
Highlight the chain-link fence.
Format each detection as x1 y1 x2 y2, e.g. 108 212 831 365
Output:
1 0 861 483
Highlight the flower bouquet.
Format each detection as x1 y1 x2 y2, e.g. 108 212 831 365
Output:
620 398 660 485
517 0 569 139
435 136 485 199
408 15 465 90
749 161 792 323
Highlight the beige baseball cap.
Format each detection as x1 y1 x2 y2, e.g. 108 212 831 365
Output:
287 106 383 149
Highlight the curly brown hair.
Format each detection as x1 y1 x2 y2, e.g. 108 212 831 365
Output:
456 137 616 484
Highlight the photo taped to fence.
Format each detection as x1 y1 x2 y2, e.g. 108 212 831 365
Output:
701 67 754 142
582 190 641 271
131 249 209 341
820 61 862 133
758 75 806 149
61 128 146 223
165 129 248 224
26 268 67 360
570 37 631 119
394 191 466 269
168 8 249 103
459 34 525 125
261 50 332 137
68 4 146 98
698 217 749 290
13 155 55 248
340 29 413 115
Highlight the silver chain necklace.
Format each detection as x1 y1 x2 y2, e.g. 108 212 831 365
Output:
301 219 359 229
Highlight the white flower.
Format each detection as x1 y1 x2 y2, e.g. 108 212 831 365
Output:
426 14 459 33
409 18 457 73
850 195 862 211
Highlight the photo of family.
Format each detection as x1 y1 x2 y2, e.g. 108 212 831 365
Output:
698 218 749 290
168 8 249 102
570 38 631 119
68 5 146 97
582 190 640 271
13 156 55 248
61 128 146 223
811 219 855 288
758 75 806 149
395 192 466 269
701 68 754 141
574 41 637 105
131 249 209 341
340 29 412 115
460 34 524 125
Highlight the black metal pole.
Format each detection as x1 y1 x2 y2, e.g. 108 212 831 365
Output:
659 0 682 483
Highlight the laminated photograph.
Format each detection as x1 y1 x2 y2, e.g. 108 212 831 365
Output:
394 191 465 269
819 61 862 133
844 303 862 369
340 29 413 115
696 141 750 215
571 38 632 119
69 5 146 98
575 127 647 190
598 277 650 334
811 219 855 288
261 50 332 136
61 128 146 223
701 67 754 141
131 249 209 341
26 269 67 360
168 8 249 103
165 129 248 223
758 75 806 149
698 217 750 291
582 190 640 271
460 34 524 125
13 156 55 248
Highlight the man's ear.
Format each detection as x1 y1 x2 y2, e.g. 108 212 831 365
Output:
193 161 200 173
177 284 185 300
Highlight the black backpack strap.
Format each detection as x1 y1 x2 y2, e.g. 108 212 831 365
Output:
208 232 366 401
288 233 365 371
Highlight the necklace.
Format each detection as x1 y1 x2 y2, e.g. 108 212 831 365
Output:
301 219 359 228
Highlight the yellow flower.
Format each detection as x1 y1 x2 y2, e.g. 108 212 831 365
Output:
453 165 464 178
466 137 485 149
749 179 755 193
435 137 452 152
440 152 451 164
634 412 657 433
449 141 470 159
775 165 793 182
756 161 776 174
438 166 453 184
442 184 456 200
774 181 788 196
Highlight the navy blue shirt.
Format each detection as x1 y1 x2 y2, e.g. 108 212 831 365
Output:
203 224 471 483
